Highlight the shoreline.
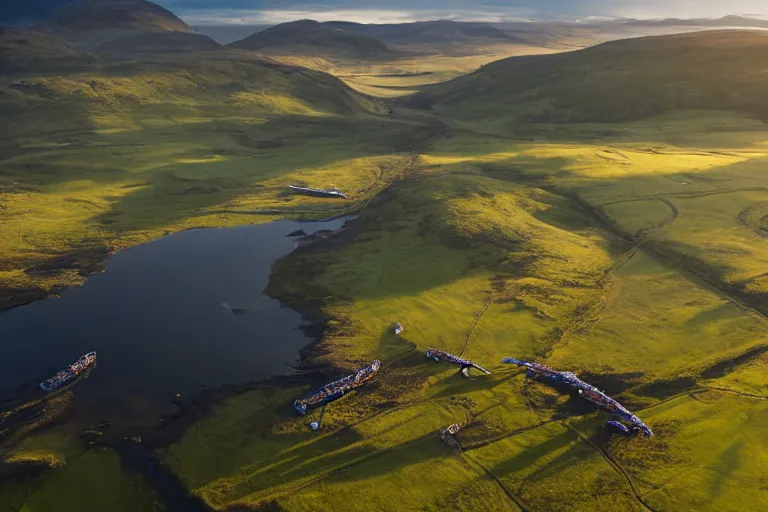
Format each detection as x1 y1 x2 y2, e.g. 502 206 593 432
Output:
0 212 357 315
0 215 362 510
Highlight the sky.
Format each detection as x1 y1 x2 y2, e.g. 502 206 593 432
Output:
3 0 768 25
153 1 768 25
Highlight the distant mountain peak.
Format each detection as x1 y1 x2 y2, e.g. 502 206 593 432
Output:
35 0 192 34
229 19 395 60
324 19 526 47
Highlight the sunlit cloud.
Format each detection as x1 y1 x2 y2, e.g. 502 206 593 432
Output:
182 9 415 25
179 7 537 25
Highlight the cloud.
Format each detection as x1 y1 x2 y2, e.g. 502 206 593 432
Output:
178 7 538 25
156 0 768 21
178 9 416 25
5 0 767 26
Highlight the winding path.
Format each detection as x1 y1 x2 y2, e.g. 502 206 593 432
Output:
600 196 679 232
461 452 531 511
737 201 768 239
459 295 494 358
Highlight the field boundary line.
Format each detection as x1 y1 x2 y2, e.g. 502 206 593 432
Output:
461 452 530 511
563 424 658 512
699 386 767 400
569 191 768 323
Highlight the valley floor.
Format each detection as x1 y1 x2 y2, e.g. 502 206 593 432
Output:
267 42 567 98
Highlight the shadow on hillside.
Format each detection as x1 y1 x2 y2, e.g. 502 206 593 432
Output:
221 437 454 510
222 428 374 501
430 372 516 402
324 436 453 484
487 425 577 480
218 422 450 505
376 327 417 361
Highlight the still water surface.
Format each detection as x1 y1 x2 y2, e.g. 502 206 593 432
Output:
0 218 347 426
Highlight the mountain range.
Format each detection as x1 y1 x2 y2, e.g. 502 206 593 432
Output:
229 19 396 59
404 29 768 122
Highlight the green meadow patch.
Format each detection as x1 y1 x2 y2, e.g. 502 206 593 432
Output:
0 445 157 512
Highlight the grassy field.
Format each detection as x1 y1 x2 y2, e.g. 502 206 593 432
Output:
160 106 768 510
3 26 768 512
268 43 563 98
405 31 768 122
1 450 159 512
420 111 768 314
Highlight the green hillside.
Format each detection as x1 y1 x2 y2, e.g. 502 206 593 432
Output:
405 30 768 122
326 20 525 48
230 20 396 60
95 30 219 53
34 0 192 34
29 0 218 54
0 28 98 73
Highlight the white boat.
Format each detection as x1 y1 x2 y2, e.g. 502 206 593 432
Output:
289 185 347 199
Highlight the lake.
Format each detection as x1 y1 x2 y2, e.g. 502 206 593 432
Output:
0 218 350 428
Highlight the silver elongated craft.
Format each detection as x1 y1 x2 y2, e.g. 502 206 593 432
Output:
426 348 491 376
40 352 97 392
502 358 653 437
294 360 381 415
289 185 347 199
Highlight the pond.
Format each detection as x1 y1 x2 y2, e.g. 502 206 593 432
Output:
0 217 349 429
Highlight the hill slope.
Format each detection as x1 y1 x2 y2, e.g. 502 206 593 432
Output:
35 0 191 34
404 30 768 122
95 30 219 53
0 28 97 73
230 20 395 59
623 14 768 29
327 20 524 46
1 57 382 132
27 0 219 54
31 0 219 53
